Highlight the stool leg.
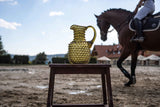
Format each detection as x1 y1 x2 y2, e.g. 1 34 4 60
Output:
106 68 113 107
47 69 55 107
101 74 107 105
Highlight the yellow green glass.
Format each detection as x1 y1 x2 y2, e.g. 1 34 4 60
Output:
68 25 96 64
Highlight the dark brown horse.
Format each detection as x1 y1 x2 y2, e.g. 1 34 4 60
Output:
95 9 160 86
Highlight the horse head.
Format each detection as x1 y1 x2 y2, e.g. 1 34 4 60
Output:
95 14 110 41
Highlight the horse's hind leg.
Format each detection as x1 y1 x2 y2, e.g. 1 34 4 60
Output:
117 49 131 86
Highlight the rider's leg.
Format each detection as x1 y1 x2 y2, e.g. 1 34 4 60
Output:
131 6 155 42
133 18 144 42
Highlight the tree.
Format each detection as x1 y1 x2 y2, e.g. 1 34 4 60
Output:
0 36 11 64
32 52 47 64
0 36 6 55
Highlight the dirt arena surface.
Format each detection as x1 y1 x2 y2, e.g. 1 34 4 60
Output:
0 65 160 107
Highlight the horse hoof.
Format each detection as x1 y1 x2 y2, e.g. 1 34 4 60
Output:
132 76 136 84
124 82 131 87
124 83 130 87
124 79 135 87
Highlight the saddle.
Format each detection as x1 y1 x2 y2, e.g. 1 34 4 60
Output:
129 12 160 32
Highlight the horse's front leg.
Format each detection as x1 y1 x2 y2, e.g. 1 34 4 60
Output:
117 49 131 86
130 51 138 84
124 50 138 86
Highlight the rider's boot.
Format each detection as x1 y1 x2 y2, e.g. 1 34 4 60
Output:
131 18 144 42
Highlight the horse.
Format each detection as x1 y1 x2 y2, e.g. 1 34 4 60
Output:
95 8 160 86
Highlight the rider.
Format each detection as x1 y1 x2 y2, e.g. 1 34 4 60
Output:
132 0 155 42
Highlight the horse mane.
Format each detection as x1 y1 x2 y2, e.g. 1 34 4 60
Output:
100 8 133 17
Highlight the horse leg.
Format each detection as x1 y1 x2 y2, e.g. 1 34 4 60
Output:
130 51 138 85
117 49 131 86
123 50 139 86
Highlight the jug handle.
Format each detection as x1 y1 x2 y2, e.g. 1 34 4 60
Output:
87 26 96 48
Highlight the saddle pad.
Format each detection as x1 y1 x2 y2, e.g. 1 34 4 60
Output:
129 17 160 32
153 12 160 18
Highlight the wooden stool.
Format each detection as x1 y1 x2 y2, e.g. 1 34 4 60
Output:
47 64 113 107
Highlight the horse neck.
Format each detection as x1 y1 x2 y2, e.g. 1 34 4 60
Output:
104 10 132 32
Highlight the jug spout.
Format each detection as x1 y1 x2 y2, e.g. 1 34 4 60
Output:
70 24 88 42
70 25 87 30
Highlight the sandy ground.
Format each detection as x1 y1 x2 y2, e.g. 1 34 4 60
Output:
0 65 160 107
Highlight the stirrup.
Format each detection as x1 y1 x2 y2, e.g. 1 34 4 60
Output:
131 37 144 42
137 37 144 42
130 36 136 42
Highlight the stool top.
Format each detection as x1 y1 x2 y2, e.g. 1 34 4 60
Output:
49 64 111 68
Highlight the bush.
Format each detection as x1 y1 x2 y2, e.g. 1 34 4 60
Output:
89 57 97 63
52 57 69 63
13 55 29 64
0 54 12 64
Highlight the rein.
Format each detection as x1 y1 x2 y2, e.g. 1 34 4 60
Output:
107 28 114 33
